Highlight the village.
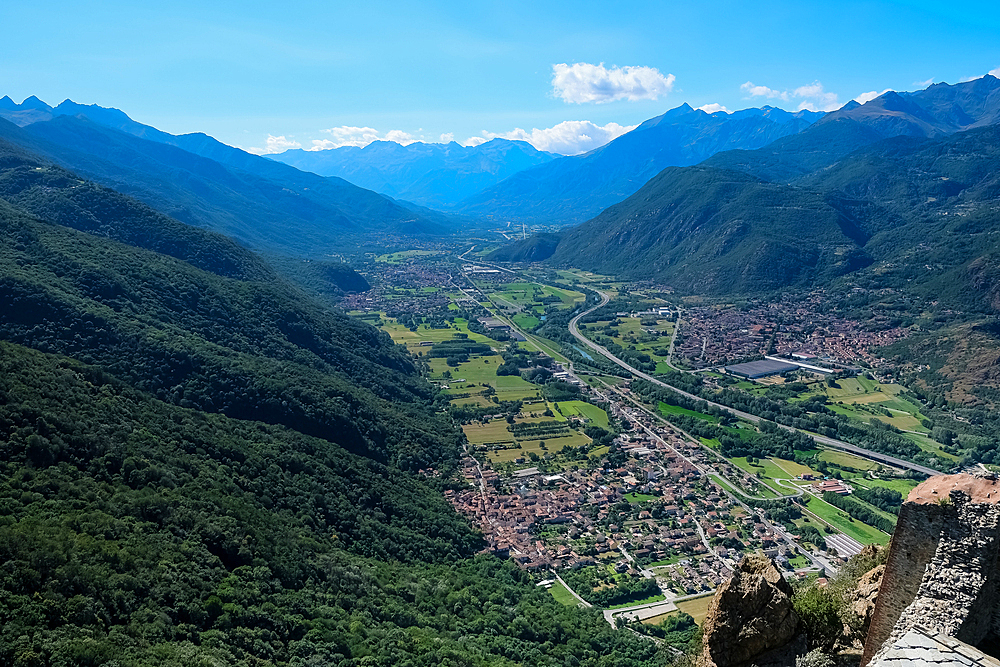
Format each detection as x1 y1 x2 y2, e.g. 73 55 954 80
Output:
444 367 859 610
671 291 910 370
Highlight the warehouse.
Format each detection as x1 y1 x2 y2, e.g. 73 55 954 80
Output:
724 359 799 379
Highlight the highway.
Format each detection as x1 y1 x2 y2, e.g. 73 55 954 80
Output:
568 290 943 478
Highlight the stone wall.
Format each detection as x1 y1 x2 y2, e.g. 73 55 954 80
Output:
862 473 1000 666
860 495 946 665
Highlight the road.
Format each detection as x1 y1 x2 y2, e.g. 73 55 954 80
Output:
568 290 943 477
554 573 592 608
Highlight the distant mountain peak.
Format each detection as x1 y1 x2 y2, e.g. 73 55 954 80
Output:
0 96 15 110
664 102 695 118
19 95 53 111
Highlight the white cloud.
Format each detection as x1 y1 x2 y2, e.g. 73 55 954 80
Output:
439 132 455 143
697 103 730 114
463 120 636 155
913 78 934 88
551 62 675 104
740 82 790 101
991 66 1000 77
854 89 892 104
306 125 420 150
741 80 842 112
246 134 301 155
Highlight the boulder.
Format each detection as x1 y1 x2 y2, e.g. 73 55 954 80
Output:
698 554 802 667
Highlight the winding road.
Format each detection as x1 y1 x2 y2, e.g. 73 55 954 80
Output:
568 290 942 477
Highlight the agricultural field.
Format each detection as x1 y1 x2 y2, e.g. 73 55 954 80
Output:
851 476 920 496
675 594 715 626
658 402 719 423
645 593 716 627
381 316 495 349
582 316 675 366
557 400 610 427
464 414 593 465
804 376 931 434
800 496 890 545
817 450 883 472
483 281 585 316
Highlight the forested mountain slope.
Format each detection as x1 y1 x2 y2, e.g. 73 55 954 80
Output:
0 342 664 667
0 138 670 666
0 143 454 467
492 79 1000 304
533 166 872 294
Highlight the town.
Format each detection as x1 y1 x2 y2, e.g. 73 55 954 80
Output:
342 249 923 626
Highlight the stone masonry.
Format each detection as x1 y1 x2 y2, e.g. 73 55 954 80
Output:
862 473 1000 666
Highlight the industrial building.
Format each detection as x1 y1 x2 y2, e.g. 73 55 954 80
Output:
724 359 799 379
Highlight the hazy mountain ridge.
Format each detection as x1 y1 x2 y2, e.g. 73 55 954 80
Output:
0 99 457 258
452 104 823 224
270 138 557 207
704 75 1000 182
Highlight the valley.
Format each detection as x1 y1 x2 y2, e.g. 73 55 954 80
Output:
2 58 1000 666
337 244 948 640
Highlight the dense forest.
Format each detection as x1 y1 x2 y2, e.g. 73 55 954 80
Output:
0 342 666 666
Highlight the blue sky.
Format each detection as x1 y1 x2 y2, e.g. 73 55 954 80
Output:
3 0 999 155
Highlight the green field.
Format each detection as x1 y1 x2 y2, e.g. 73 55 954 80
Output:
658 402 719 423
382 317 495 348
801 496 889 545
768 457 819 478
375 249 446 263
813 377 931 434
624 492 657 503
851 476 920 496
643 593 716 627
548 580 579 606
513 313 541 330
817 450 882 472
557 400 610 427
465 413 593 465
490 282 585 312
583 315 675 366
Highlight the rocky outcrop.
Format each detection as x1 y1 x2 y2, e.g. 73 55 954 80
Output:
845 563 884 645
698 554 804 667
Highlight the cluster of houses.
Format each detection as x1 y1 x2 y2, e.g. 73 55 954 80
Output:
674 291 908 369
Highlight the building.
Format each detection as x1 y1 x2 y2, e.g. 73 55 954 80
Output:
724 359 799 379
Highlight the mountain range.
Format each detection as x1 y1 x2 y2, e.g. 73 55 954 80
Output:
0 98 454 260
451 104 823 224
270 138 557 208
490 75 1000 305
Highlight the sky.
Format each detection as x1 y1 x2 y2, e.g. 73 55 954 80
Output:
3 0 1000 156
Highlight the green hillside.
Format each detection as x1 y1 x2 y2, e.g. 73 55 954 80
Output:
0 342 663 666
493 116 1000 307
495 166 871 294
